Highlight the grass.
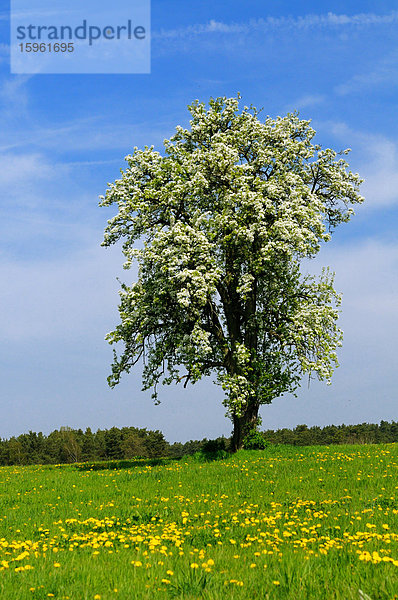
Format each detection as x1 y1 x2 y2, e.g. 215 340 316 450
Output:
0 444 397 599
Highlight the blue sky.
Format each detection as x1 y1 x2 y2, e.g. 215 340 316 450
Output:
0 1 397 442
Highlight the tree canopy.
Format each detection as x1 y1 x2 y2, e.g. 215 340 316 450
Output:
100 95 363 450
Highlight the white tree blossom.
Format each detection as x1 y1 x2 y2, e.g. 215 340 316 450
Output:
100 95 363 450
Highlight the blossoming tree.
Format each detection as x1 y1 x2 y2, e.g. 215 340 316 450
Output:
100 95 363 451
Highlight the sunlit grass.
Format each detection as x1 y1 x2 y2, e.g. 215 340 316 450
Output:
0 444 397 599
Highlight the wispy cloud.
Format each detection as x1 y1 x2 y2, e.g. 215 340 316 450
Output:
63 158 122 167
154 11 398 40
0 112 173 155
335 49 398 96
284 94 326 113
0 244 125 342
0 75 35 120
0 152 56 189
0 76 161 155
325 122 398 208
360 140 398 208
318 240 398 321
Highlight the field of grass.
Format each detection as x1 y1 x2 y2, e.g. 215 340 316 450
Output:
0 443 397 599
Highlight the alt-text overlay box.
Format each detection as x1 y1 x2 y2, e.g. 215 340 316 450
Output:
11 0 150 74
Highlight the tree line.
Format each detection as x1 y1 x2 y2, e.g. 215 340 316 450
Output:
0 421 397 466
262 420 398 446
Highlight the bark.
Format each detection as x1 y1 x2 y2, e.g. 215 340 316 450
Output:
231 399 260 452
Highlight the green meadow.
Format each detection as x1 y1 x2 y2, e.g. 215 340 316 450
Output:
0 444 397 599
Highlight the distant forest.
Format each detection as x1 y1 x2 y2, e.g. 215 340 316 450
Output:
0 421 397 466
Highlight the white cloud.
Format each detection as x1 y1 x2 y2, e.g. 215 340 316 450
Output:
323 122 398 208
284 94 325 113
336 66 398 96
0 152 56 185
0 75 32 116
335 50 398 96
0 244 126 342
154 11 398 40
320 240 398 323
0 76 174 155
360 141 398 209
0 114 173 154
0 152 75 213
306 239 398 324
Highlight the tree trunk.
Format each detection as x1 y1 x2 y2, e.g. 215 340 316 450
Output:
231 400 260 452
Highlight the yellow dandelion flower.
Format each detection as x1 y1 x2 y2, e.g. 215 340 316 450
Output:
131 560 142 567
190 563 199 569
